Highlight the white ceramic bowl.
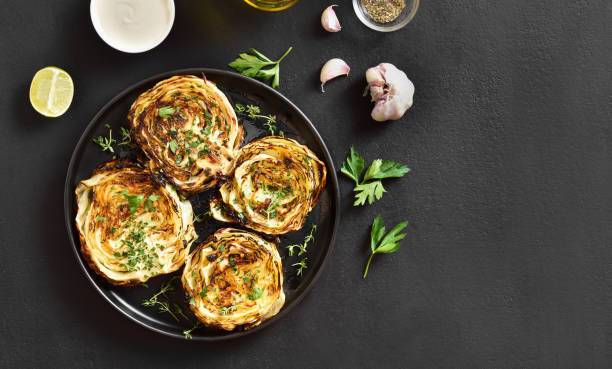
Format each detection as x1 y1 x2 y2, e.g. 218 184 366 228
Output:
90 0 175 53
353 0 419 32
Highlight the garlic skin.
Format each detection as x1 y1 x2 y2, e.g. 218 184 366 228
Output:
365 63 414 122
321 5 341 32
320 58 350 92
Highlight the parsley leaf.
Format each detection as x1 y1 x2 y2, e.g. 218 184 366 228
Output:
353 181 386 206
363 216 409 278
144 194 159 212
248 287 264 301
364 159 410 181
121 190 144 214
340 146 365 185
168 140 178 153
228 47 293 89
340 147 409 206
158 106 175 118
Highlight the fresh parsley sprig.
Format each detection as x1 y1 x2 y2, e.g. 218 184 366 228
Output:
363 216 409 278
341 146 410 206
229 47 293 89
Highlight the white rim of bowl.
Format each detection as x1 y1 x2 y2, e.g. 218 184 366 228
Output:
90 0 176 53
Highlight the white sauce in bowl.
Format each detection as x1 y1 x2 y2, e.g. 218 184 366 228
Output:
90 0 175 53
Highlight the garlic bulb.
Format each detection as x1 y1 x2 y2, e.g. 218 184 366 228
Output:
321 5 341 32
365 63 414 121
320 58 350 92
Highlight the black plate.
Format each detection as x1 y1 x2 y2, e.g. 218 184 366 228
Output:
63 69 340 341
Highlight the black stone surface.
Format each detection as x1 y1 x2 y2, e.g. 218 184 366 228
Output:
1 0 611 368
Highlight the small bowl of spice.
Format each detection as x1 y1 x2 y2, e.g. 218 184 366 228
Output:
353 0 419 32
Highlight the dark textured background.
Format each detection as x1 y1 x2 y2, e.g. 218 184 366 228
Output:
1 0 611 368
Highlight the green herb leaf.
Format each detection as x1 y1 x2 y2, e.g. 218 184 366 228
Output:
235 103 279 136
286 224 316 257
370 215 385 252
168 140 178 153
118 127 132 146
158 106 175 118
183 322 200 339
199 287 208 298
292 258 308 276
341 147 409 206
248 287 264 301
144 194 160 212
142 276 185 322
340 146 366 185
121 191 145 214
363 216 409 278
353 181 386 206
93 124 116 153
363 159 410 182
228 47 293 89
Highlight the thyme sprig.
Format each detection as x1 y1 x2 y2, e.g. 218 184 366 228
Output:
142 276 186 322
235 103 283 136
286 224 316 277
93 124 115 153
286 224 317 256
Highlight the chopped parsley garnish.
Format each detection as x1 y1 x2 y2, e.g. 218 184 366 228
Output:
168 140 178 153
95 215 106 222
198 146 210 157
120 220 158 272
248 287 264 301
158 106 175 118
199 287 208 298
120 190 144 214
219 306 236 315
144 194 160 212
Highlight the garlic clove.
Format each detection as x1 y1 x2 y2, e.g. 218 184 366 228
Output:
321 5 341 33
365 63 414 122
320 58 350 92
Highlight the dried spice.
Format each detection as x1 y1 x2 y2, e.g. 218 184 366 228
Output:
361 0 406 24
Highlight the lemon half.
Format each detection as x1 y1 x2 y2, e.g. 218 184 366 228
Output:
29 66 74 117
